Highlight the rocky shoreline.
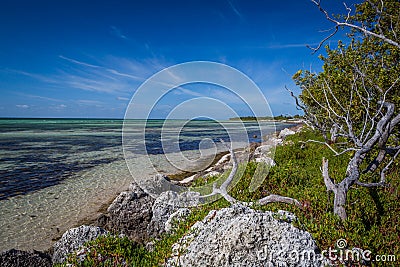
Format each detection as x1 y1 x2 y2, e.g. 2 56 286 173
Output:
1 124 328 267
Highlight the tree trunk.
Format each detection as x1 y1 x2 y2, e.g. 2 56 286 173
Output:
333 183 348 220
330 124 338 143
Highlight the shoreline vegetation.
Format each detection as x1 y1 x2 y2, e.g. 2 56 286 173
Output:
1 122 398 266
50 123 398 266
229 115 303 122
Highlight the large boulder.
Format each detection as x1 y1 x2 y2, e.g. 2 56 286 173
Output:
165 208 191 233
97 176 198 243
253 144 276 166
147 190 200 238
254 144 274 154
52 225 108 264
0 249 52 267
167 204 329 267
255 156 276 166
97 182 154 243
279 128 296 139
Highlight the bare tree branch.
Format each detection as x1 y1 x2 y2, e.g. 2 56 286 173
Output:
310 0 400 51
200 140 302 208
322 158 336 192
258 194 301 206
357 146 400 187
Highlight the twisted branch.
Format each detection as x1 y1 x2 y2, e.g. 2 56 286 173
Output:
200 140 302 208
309 0 400 52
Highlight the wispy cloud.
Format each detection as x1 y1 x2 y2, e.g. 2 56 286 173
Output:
59 55 102 68
106 68 143 80
110 26 128 40
60 74 127 94
227 0 243 19
77 99 104 105
59 55 143 80
49 104 67 111
116 96 130 101
16 104 29 108
7 55 159 96
267 42 321 49
209 88 244 104
173 87 204 97
19 93 65 102
6 69 56 83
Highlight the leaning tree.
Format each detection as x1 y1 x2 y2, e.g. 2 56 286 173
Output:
289 0 400 220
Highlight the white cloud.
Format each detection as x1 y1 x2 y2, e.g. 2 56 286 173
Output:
59 55 102 69
227 0 243 19
8 69 56 83
16 104 29 108
18 93 64 102
61 75 127 94
50 104 67 111
173 87 204 97
55 55 165 95
10 56 171 99
110 26 128 40
59 55 144 81
209 87 244 104
267 42 321 49
116 96 130 101
77 99 104 105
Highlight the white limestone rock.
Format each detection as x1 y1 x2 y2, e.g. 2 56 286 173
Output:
166 204 330 267
52 225 108 264
279 128 296 139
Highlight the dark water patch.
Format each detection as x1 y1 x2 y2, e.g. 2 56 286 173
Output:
0 119 125 199
0 157 115 200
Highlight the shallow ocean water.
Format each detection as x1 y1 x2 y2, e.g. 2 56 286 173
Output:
0 119 292 251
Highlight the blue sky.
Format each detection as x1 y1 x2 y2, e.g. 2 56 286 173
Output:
0 0 358 119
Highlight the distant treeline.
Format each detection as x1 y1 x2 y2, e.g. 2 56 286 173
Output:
229 114 303 121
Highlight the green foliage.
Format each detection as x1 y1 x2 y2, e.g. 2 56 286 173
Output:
349 0 400 43
54 235 145 266
293 0 400 141
260 130 399 260
229 114 302 121
60 129 399 266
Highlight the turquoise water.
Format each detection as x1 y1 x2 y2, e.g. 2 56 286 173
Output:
0 118 291 200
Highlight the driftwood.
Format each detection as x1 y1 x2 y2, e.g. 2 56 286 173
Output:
200 140 302 208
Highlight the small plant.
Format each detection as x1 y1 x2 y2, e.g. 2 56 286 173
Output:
61 235 147 266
